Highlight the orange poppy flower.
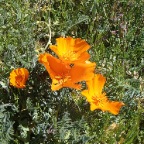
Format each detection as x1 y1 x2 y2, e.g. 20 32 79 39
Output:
38 53 96 91
9 68 29 88
49 37 90 63
81 74 124 115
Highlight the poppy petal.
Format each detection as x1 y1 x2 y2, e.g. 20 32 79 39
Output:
9 68 29 88
49 37 90 62
106 101 125 115
70 62 96 83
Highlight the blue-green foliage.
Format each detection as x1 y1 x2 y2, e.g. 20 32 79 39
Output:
0 0 143 143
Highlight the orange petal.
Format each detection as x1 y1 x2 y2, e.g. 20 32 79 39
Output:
73 52 90 63
51 79 81 91
86 74 106 96
93 74 106 95
49 37 74 57
81 72 124 115
38 53 96 91
90 102 98 111
70 62 96 83
89 98 124 115
39 53 83 90
49 37 90 62
106 101 125 115
9 68 29 88
38 53 71 79
81 90 89 99
46 53 71 75
73 38 90 52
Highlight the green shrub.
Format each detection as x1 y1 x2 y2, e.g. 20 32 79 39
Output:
0 0 143 143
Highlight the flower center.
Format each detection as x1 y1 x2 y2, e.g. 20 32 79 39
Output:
62 51 77 61
53 75 71 86
92 96 106 107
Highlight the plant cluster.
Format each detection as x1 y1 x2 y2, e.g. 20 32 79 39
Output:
9 36 125 115
0 0 143 143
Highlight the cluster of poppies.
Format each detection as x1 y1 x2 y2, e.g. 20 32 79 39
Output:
9 37 124 115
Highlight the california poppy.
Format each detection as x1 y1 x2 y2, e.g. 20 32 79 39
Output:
9 68 29 88
38 53 96 91
49 37 90 63
81 74 124 115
